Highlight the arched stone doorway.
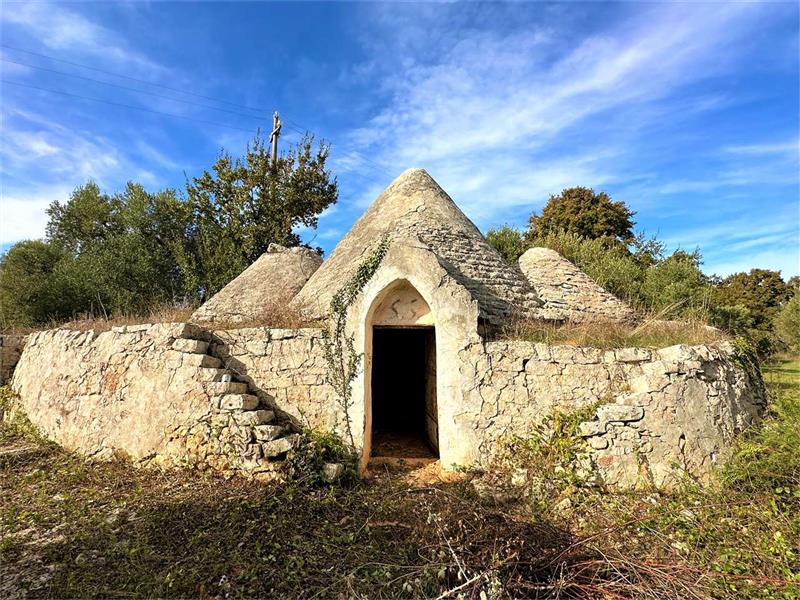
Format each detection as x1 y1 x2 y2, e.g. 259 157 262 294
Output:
363 280 438 466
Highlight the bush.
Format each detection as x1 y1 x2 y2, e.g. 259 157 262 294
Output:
775 293 800 354
283 429 358 486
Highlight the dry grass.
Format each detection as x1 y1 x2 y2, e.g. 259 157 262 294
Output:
56 306 195 333
201 299 320 331
0 306 196 335
499 317 727 348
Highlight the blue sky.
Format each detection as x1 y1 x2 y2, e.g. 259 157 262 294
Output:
1 1 798 278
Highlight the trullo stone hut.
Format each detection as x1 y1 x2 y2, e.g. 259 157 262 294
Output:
7 168 766 489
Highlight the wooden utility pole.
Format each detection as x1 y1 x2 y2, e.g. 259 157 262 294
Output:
269 111 282 165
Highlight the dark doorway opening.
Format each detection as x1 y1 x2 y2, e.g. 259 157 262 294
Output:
371 327 438 459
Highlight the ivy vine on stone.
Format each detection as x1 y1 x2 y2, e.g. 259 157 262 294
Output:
321 236 390 447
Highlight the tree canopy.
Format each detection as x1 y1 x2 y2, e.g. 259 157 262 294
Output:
179 134 337 298
0 132 337 327
527 186 636 244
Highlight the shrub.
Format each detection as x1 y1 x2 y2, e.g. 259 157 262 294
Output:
283 428 358 486
775 293 800 354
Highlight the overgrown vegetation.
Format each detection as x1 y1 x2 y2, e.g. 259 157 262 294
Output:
487 186 798 358
499 317 726 348
1 359 796 598
0 132 336 329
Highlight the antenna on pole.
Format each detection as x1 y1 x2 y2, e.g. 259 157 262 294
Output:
269 111 282 165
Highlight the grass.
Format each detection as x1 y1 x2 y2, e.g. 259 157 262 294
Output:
1 359 797 598
0 301 317 336
499 317 727 348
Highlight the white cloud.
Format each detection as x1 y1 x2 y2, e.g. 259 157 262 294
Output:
337 1 779 228
1 2 167 77
0 187 70 245
723 140 799 156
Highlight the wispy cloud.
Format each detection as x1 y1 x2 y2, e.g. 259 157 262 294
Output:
723 140 799 156
1 2 167 77
338 3 784 223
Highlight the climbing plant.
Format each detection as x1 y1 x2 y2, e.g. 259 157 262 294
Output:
321 236 390 446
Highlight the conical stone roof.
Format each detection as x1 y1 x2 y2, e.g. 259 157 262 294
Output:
519 247 636 324
293 168 541 324
192 244 322 325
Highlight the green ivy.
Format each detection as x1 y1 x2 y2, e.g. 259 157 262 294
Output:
321 237 390 446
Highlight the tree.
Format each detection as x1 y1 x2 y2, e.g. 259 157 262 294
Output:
180 133 337 298
486 225 526 265
640 250 711 315
43 182 191 316
774 292 799 353
0 241 84 326
526 187 635 244
713 269 793 330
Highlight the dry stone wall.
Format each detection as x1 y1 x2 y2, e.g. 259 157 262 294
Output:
205 327 341 434
8 321 765 489
460 341 765 488
9 324 303 479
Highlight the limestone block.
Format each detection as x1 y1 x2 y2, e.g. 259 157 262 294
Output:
206 381 248 395
172 339 209 354
596 404 645 423
253 424 286 441
614 348 652 363
219 394 259 411
182 354 223 369
233 410 274 426
579 421 607 437
262 434 300 458
322 463 344 482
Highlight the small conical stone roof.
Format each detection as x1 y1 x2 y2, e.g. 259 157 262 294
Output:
293 168 541 324
192 244 322 325
519 247 636 324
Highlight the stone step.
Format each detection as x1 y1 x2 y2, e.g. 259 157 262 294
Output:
172 338 209 354
183 353 223 369
218 393 259 411
206 381 248 395
233 410 274 426
196 368 232 382
261 433 301 458
253 424 286 442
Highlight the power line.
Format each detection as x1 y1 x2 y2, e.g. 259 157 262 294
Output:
1 57 268 122
1 43 269 114
2 44 395 180
2 80 257 133
283 116 393 178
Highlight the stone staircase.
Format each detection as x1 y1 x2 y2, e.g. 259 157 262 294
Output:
170 331 301 477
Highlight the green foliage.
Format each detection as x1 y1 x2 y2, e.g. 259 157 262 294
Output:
180 133 337 298
1 133 337 328
1 183 191 325
714 269 794 330
775 293 800 354
527 186 636 243
321 237 390 446
284 428 358 485
721 358 799 494
0 386 43 442
485 224 526 265
0 241 82 326
639 249 712 313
